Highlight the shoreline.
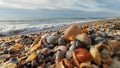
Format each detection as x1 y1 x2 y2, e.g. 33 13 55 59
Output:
1 18 119 38
0 18 120 67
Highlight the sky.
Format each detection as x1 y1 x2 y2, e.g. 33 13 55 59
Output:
0 0 120 19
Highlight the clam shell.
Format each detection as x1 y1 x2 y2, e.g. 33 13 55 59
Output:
64 25 81 38
76 33 91 46
74 48 92 62
90 47 101 65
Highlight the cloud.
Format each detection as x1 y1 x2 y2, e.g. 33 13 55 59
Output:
0 0 119 13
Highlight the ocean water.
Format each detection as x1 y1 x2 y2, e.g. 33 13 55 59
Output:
0 18 106 36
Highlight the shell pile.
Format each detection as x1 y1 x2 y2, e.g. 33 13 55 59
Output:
0 19 120 68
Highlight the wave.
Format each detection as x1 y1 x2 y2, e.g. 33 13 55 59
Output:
0 20 98 36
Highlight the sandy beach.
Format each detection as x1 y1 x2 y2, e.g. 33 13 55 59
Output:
0 18 120 68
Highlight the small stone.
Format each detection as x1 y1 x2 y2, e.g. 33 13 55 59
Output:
47 35 60 44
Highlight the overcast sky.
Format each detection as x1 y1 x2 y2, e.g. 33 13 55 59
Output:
0 0 120 19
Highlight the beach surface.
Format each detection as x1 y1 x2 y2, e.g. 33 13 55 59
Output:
0 18 120 68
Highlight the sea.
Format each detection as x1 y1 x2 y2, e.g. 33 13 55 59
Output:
0 17 107 36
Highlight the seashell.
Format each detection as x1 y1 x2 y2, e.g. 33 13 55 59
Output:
8 46 17 52
63 58 73 68
30 40 42 53
76 33 91 47
79 61 92 68
0 63 17 68
74 48 92 62
95 43 114 57
90 47 101 65
74 39 85 48
72 51 80 67
25 52 37 63
64 25 81 39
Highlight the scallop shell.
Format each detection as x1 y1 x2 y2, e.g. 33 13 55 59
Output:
79 61 92 68
90 47 101 65
74 48 92 62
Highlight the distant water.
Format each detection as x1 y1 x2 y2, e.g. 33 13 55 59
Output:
0 18 106 36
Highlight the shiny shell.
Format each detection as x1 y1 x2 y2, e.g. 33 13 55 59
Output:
63 25 82 41
90 47 101 65
74 48 92 62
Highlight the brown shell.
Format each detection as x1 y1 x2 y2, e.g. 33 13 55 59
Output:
74 48 92 62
